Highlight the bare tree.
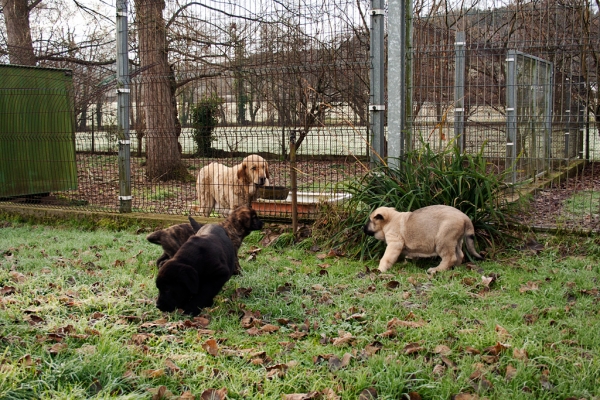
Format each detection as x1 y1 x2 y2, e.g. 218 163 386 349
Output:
134 0 188 181
1 0 38 65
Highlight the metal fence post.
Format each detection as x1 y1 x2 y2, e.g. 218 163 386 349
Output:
117 0 131 213
506 50 517 185
289 130 298 234
454 31 466 153
369 0 385 166
388 0 408 168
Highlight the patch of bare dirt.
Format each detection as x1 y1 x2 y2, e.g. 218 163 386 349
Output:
30 154 366 216
520 163 600 231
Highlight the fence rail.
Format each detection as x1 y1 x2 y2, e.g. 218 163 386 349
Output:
1 0 599 230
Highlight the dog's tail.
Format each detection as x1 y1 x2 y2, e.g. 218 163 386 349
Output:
189 216 203 232
464 221 483 260
465 234 483 260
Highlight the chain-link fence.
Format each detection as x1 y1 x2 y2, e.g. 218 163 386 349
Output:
1 0 599 229
403 3 597 181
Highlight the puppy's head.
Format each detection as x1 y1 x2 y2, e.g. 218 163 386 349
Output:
228 206 264 234
155 261 199 313
238 154 270 186
363 207 395 241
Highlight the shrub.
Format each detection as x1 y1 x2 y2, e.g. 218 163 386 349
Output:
191 94 223 156
315 139 527 260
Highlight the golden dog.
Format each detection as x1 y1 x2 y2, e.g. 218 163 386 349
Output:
196 154 269 216
364 205 482 275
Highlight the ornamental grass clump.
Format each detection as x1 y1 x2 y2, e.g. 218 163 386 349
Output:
316 140 527 260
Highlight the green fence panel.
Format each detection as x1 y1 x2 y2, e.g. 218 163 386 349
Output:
0 64 77 197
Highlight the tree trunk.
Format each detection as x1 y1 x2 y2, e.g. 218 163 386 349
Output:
134 0 186 181
1 0 36 65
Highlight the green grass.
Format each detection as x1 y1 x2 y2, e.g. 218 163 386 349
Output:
133 187 179 202
562 190 600 217
1 222 600 399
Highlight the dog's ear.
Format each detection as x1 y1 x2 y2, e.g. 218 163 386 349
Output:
179 264 199 294
239 209 252 229
374 213 384 221
188 216 202 232
237 163 250 183
265 162 270 179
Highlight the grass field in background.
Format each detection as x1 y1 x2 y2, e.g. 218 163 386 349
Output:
1 221 599 399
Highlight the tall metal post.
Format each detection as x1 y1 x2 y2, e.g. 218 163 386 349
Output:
289 131 298 234
454 31 466 153
505 50 517 185
116 0 131 212
388 0 408 168
369 0 385 165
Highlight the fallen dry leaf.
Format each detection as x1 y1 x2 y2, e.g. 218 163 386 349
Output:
200 388 227 400
378 329 396 339
358 387 377 400
482 342 510 356
519 281 540 293
48 343 68 355
283 393 320 400
464 346 480 355
433 364 446 377
260 324 280 333
495 324 511 339
386 280 400 289
320 388 340 400
289 331 308 340
179 391 195 400
18 354 35 367
505 364 517 381
403 342 423 355
434 344 452 355
471 374 494 392
10 271 26 283
246 327 261 336
363 342 383 357
387 317 426 329
240 310 262 328
540 369 554 390
131 333 153 345
481 275 494 287
332 331 354 347
328 353 352 372
164 358 180 374
513 348 528 361
26 314 45 325
441 356 456 369
142 369 166 379
149 385 174 400
1 286 16 296
266 363 288 379
202 339 219 357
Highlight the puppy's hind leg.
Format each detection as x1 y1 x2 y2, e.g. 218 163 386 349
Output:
427 246 459 276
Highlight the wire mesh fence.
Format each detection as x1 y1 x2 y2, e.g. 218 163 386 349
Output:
0 0 599 230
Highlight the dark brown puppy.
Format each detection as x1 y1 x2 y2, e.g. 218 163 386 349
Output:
188 205 264 274
155 224 236 316
146 219 202 267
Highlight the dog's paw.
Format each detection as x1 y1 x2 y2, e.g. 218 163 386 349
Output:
426 267 438 276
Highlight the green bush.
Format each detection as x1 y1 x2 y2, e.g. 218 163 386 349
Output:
191 94 223 156
316 139 527 260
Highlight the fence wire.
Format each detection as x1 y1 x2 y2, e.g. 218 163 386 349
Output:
0 0 599 230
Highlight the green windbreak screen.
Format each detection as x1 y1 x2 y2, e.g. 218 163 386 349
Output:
0 65 77 197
